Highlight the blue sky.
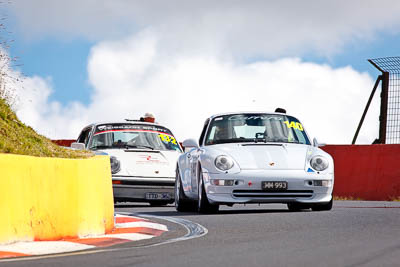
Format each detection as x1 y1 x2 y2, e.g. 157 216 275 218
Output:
3 1 400 143
10 38 93 104
10 30 399 105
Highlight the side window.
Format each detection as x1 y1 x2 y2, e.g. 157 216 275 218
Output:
77 127 92 146
198 119 210 146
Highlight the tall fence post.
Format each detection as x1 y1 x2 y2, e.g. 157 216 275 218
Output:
379 72 389 144
352 76 382 144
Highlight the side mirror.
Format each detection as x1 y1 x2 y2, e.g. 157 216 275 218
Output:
71 142 86 150
313 138 326 147
182 139 199 151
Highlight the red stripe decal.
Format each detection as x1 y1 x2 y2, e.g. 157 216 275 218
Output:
94 129 173 136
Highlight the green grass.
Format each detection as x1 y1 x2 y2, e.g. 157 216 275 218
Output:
0 97 92 158
389 196 400 202
333 196 363 201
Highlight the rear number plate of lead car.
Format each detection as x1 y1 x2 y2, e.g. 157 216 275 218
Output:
261 181 288 191
145 192 172 200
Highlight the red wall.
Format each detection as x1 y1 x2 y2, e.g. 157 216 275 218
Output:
322 144 400 201
51 140 400 201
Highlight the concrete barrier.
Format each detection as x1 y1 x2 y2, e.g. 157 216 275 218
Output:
322 144 400 201
0 154 114 244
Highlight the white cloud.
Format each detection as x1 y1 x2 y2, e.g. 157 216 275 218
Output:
14 31 379 144
14 75 89 139
8 1 389 143
9 1 400 58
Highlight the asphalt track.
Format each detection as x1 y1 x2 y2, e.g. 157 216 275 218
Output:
2 201 400 267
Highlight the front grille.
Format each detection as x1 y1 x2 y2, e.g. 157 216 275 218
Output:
232 190 313 198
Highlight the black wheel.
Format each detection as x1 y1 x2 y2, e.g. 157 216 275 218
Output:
198 172 219 214
311 197 333 211
287 202 310 211
175 169 196 212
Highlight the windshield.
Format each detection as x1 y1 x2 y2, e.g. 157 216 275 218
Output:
205 114 310 145
89 124 182 152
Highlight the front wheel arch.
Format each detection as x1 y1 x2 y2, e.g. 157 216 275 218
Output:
197 163 219 213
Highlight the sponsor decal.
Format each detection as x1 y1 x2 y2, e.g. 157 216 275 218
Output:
136 155 168 165
227 114 284 121
95 124 172 135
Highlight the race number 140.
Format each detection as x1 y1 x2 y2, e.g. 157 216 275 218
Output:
283 121 303 131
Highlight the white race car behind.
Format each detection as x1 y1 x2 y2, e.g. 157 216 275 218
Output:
72 121 182 205
175 111 334 213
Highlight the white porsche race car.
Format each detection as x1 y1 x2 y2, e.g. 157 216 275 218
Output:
72 121 182 205
175 111 334 213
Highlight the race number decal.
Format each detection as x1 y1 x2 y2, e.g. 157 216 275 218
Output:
284 121 304 131
159 134 177 144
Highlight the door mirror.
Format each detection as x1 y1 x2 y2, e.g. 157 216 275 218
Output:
71 142 86 150
182 139 199 150
313 138 326 147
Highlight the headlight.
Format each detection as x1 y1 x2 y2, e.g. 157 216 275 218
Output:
110 156 121 174
310 156 329 171
215 155 234 171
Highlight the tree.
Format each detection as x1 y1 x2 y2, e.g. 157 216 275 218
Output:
0 1 22 107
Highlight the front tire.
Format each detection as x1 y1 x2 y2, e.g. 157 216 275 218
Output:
175 169 196 212
198 172 219 214
311 198 333 211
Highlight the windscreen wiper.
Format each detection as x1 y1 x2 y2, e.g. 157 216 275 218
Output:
125 144 154 150
90 145 112 150
213 138 250 144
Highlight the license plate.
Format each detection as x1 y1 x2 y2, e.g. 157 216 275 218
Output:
261 181 288 191
145 192 172 200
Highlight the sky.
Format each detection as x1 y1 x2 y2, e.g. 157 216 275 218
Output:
3 0 400 144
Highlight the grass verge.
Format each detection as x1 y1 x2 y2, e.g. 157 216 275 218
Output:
0 97 92 158
333 196 363 201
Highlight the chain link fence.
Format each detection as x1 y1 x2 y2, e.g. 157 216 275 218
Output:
369 57 400 144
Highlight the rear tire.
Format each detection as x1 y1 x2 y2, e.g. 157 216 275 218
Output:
198 172 219 214
175 170 196 212
311 198 333 211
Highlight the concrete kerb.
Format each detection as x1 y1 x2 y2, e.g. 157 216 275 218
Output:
0 214 168 260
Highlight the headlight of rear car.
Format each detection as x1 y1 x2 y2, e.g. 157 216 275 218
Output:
215 155 234 171
110 156 121 174
310 156 329 171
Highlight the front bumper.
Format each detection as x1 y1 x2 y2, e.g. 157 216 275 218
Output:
202 170 334 204
112 176 175 202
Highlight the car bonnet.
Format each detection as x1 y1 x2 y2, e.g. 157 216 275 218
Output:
207 143 309 171
102 149 180 177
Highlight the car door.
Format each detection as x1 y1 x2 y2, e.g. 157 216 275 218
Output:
190 118 210 195
189 148 200 194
